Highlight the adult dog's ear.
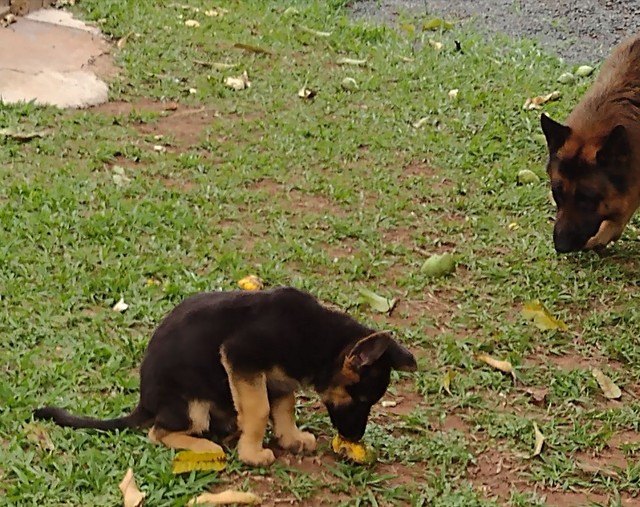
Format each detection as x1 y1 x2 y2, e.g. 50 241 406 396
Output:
386 340 417 372
597 124 630 167
541 114 571 154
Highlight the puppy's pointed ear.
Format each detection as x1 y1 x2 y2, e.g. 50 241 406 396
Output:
541 113 571 153
386 340 417 372
345 333 391 371
597 124 630 167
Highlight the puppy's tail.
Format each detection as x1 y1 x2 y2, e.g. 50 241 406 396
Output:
33 404 150 431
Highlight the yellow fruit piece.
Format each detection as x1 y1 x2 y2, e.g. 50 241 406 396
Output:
331 435 376 464
172 450 226 474
237 275 263 291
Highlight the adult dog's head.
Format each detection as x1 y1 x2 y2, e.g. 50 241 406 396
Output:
541 113 636 253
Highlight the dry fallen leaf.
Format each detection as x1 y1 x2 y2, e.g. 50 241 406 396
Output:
205 8 227 17
117 32 134 49
24 422 55 451
521 300 568 331
224 71 251 91
113 298 129 313
188 490 260 506
524 387 549 406
532 422 545 457
575 460 620 479
233 43 273 55
172 450 226 474
184 19 201 28
336 57 367 66
0 128 51 141
238 275 263 291
412 117 429 129
298 24 332 37
428 39 443 51
592 368 622 400
523 90 561 110
297 87 317 99
476 353 516 381
442 369 456 395
119 468 145 507
112 165 131 186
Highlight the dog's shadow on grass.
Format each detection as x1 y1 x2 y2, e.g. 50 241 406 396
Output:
568 241 640 276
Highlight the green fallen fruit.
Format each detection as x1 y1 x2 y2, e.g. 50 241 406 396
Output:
517 169 541 184
557 72 576 84
421 253 456 277
341 77 358 91
575 65 594 77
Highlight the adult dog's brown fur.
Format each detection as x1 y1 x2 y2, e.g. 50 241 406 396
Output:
33 287 417 466
541 34 640 252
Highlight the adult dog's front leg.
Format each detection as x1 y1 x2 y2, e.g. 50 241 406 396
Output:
270 393 316 454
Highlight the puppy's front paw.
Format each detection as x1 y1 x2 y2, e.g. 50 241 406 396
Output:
238 445 276 466
278 430 317 454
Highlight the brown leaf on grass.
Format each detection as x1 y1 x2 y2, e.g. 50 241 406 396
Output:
233 43 273 55
575 460 620 479
523 90 561 110
592 368 622 399
476 353 516 381
172 450 226 474
521 300 568 331
0 128 51 141
187 490 261 506
532 422 545 457
119 468 145 507
524 387 549 406
24 422 55 451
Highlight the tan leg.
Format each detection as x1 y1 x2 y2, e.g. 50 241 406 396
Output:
148 427 224 453
220 349 274 466
271 393 316 454
585 220 623 250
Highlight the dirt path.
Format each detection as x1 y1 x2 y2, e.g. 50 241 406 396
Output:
351 0 640 63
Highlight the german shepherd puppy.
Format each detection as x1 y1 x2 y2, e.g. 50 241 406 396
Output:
34 287 417 466
541 34 640 253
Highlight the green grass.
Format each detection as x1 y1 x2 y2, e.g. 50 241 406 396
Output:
1 0 639 505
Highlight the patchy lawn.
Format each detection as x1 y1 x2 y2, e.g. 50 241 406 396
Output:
1 1 639 506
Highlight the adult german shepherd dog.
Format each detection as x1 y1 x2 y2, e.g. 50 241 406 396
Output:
541 34 640 253
34 288 417 466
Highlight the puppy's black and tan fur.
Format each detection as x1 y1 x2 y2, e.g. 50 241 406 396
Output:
34 287 417 466
541 34 640 253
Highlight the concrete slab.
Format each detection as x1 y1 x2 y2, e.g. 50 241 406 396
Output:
0 9 114 108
